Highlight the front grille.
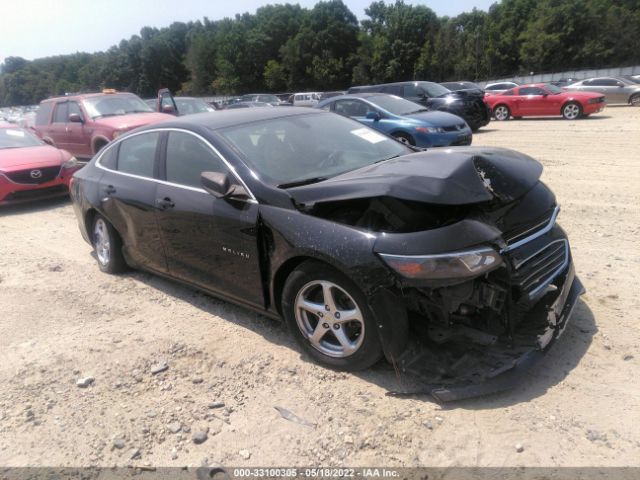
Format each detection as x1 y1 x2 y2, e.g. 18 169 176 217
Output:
3 185 68 202
451 135 472 146
443 124 466 132
503 207 557 247
5 166 61 184
511 239 568 299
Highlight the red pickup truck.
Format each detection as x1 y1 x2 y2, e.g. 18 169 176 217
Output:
33 90 172 160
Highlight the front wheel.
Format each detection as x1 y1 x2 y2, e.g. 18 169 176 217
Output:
493 105 510 121
392 132 415 146
630 94 640 106
282 261 383 371
92 215 127 274
562 102 582 120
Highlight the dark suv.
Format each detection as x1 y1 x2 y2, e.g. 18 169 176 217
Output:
33 90 172 160
348 81 490 131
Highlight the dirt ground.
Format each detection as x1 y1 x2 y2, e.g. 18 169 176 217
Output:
0 106 639 469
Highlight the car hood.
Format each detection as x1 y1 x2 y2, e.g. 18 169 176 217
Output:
287 147 542 207
558 90 604 99
93 112 172 130
0 145 66 170
406 110 466 126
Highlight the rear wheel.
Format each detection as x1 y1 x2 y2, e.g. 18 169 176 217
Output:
282 261 383 371
92 215 127 274
493 105 510 121
392 132 415 146
562 102 582 120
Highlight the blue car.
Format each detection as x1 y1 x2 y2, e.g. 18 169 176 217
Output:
316 93 472 148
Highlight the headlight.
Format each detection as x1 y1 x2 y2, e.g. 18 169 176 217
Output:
415 126 445 134
61 156 79 169
379 248 503 280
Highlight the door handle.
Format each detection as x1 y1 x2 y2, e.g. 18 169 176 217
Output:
156 197 175 210
104 185 116 195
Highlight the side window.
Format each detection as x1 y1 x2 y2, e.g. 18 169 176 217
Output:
591 78 618 86
117 132 160 178
68 101 83 119
99 144 118 169
334 100 368 117
35 103 53 125
519 87 545 95
382 85 402 96
165 131 229 188
403 84 420 98
52 102 68 123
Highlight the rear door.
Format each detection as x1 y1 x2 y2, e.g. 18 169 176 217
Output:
154 130 264 307
97 131 168 272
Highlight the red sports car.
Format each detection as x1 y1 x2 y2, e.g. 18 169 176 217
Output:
485 83 606 121
0 125 82 205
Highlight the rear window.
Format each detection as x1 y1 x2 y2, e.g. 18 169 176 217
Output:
116 132 160 178
35 102 53 126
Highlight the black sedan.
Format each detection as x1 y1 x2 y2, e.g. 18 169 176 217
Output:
70 108 583 400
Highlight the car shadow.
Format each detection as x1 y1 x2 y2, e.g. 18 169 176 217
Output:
508 115 611 121
0 196 70 216
126 268 595 408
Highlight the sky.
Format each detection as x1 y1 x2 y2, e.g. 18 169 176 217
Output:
0 0 496 65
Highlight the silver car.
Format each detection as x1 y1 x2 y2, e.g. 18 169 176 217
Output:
566 77 640 105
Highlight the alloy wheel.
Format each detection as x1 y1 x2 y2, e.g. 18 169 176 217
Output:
563 103 580 120
494 106 509 120
93 218 111 266
294 280 365 358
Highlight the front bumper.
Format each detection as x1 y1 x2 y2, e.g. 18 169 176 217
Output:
0 168 79 205
392 260 584 402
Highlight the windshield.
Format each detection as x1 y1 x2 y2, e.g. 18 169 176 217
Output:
219 112 410 187
623 76 640 85
176 98 212 114
0 128 44 149
367 95 427 115
544 84 563 94
82 94 154 119
419 82 452 97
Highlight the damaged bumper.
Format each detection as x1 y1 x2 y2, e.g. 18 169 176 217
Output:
393 261 584 402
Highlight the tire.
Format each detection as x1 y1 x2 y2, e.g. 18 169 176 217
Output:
92 215 127 274
93 141 108 155
493 105 510 121
630 94 640 106
392 132 415 146
281 261 383 371
562 102 582 120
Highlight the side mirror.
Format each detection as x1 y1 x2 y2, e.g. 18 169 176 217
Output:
366 111 381 121
162 104 175 114
69 113 83 123
201 171 250 200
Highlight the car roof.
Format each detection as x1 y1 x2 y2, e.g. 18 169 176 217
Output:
140 107 322 131
42 92 137 103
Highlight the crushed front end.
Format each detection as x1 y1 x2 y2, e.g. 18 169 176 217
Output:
378 206 584 401
288 147 585 400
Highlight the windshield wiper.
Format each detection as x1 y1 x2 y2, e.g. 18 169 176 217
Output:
126 110 153 114
374 154 401 164
406 108 430 114
93 113 119 119
278 177 327 188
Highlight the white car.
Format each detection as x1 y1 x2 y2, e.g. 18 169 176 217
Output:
484 82 519 95
293 92 321 107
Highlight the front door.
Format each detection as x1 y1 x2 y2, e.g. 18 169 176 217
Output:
155 130 264 307
65 101 92 157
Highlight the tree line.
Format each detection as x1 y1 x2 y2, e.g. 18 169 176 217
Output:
1 0 639 106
